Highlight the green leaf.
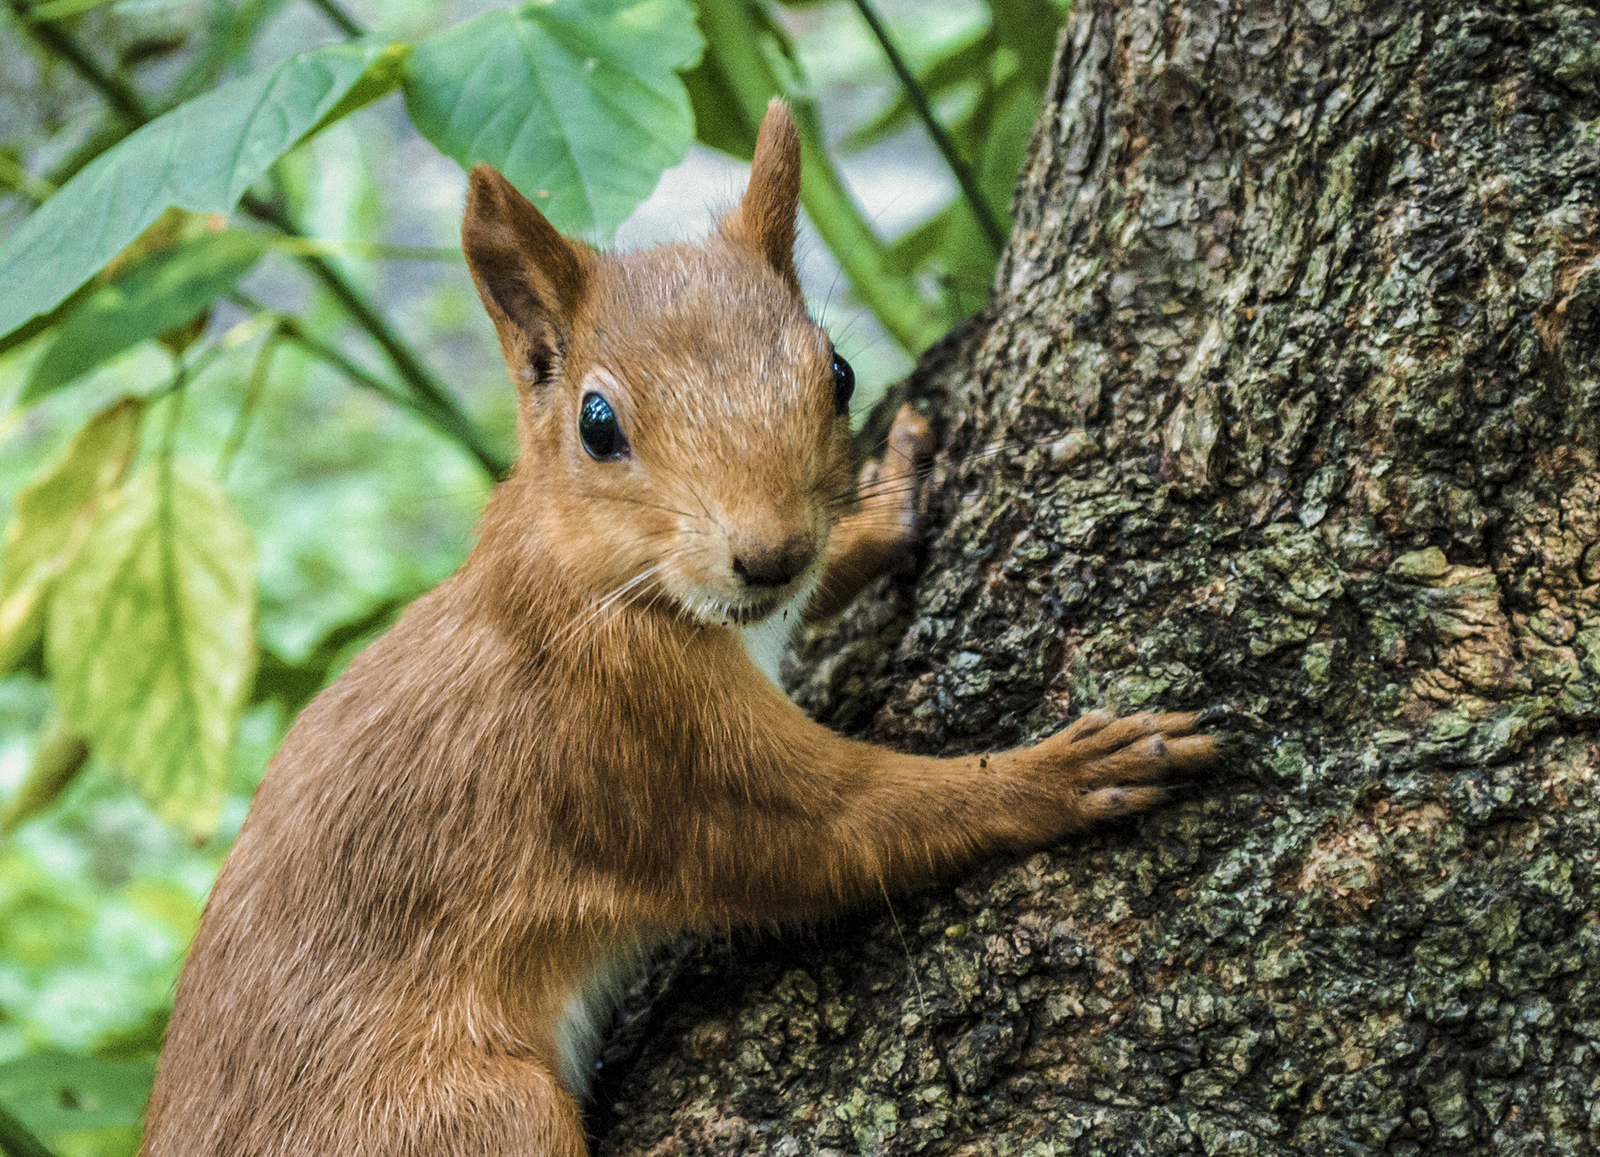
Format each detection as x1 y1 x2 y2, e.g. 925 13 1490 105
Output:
305 41 413 139
976 72 1041 228
684 52 756 160
0 1100 58 1157
0 40 404 343
684 0 802 161
886 203 958 276
24 0 115 18
403 0 704 238
887 198 1001 325
0 282 90 363
0 1052 154 1136
0 398 144 677
48 459 257 836
23 232 270 405
988 0 1065 89
251 595 405 712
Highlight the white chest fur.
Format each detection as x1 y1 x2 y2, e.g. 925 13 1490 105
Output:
737 582 813 687
553 945 642 1099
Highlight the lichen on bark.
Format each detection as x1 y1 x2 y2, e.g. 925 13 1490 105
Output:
593 1 1600 1153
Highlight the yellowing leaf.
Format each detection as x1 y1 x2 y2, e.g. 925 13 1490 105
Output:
48 459 257 835
0 398 144 676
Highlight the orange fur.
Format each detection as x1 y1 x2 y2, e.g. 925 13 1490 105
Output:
140 100 1217 1156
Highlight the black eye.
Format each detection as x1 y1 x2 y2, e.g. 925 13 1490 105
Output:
831 351 855 415
579 392 628 460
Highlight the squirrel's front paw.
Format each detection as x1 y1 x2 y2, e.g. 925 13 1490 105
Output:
1043 710 1220 824
857 405 933 545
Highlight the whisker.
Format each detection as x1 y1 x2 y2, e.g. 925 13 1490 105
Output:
489 482 708 525
543 563 665 659
585 493 703 521
550 534 719 660
816 434 1045 510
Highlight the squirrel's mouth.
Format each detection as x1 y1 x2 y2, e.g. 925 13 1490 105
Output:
680 577 814 630
665 552 822 631
725 597 785 625
690 591 784 628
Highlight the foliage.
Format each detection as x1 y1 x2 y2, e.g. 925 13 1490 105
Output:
402 0 703 237
0 0 1066 1152
48 454 257 838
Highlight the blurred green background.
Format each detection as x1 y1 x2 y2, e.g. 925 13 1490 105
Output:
0 0 1066 1151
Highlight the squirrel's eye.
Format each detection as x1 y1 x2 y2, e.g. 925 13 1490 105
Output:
831 351 855 416
579 392 628 460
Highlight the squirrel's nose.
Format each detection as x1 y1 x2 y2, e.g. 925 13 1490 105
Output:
732 535 814 588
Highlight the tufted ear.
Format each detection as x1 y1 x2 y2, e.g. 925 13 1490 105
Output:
462 165 594 389
722 99 803 295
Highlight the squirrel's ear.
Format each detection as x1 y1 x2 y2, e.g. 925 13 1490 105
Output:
462 165 593 388
723 99 802 295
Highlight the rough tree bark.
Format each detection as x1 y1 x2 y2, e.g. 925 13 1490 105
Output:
593 0 1600 1153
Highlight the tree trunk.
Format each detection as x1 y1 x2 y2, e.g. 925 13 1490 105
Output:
593 0 1600 1152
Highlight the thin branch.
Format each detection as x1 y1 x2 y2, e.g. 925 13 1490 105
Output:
270 319 410 410
6 0 151 124
303 0 366 38
238 194 507 477
226 292 507 477
846 0 1007 254
285 324 506 477
272 236 462 262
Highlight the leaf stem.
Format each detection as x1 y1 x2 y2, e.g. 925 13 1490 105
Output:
303 0 365 38
846 0 1006 254
218 324 280 481
160 361 188 460
6 0 151 124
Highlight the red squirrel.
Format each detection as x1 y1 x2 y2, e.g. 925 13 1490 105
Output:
139 100 1217 1156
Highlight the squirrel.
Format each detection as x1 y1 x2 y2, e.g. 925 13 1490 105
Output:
138 100 1217 1156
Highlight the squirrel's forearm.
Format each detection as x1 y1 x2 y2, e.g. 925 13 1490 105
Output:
652 698 1211 924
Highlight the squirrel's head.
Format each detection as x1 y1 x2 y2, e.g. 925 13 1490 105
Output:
462 100 856 629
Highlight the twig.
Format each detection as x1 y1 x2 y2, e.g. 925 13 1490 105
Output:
6 0 151 124
238 195 508 477
225 292 507 475
847 0 1007 254
303 0 365 38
